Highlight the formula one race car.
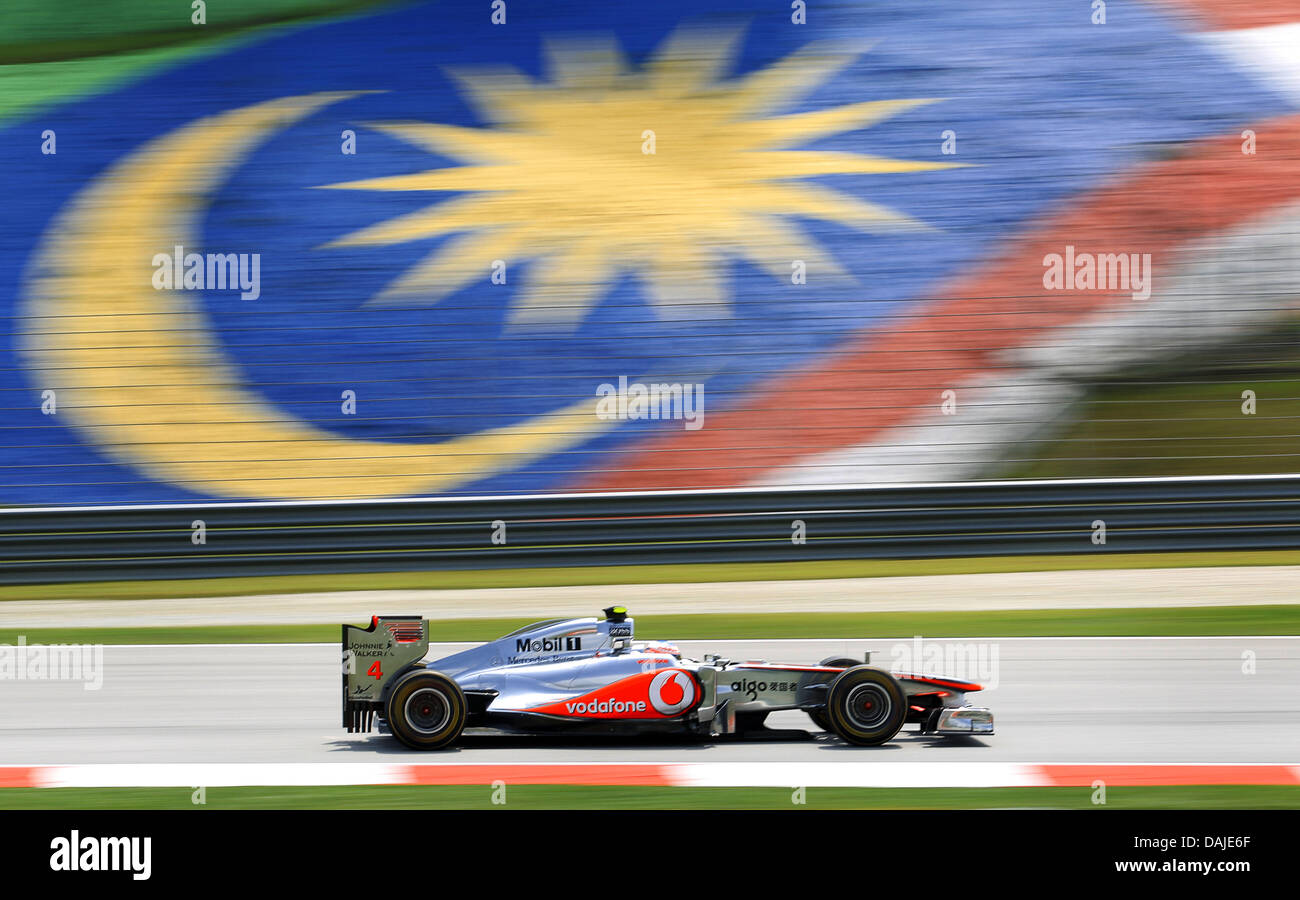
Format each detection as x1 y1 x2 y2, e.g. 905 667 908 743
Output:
342 608 994 749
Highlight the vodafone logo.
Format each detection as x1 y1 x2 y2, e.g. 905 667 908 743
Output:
528 668 700 719
649 669 697 716
565 698 646 715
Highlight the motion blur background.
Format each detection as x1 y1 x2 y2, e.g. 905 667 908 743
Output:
1 3 1299 815
0 0 1296 507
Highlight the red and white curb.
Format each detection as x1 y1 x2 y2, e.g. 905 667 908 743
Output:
1 762 1297 789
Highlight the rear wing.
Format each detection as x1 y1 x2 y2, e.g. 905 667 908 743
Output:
342 616 429 732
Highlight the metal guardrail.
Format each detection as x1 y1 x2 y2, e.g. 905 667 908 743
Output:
0 475 1297 585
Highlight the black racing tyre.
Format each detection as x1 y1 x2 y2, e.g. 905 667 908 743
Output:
825 665 906 746
808 657 862 732
385 669 467 750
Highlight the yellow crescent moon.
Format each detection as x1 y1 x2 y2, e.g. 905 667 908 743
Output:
21 92 610 500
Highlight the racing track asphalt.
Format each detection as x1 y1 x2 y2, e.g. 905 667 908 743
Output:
3 638 1297 765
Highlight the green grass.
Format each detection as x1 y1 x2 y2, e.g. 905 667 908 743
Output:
0 28 281 124
0 0 389 63
0 0 390 124
3 549 1296 604
5 604 1297 646
1 784 1296 810
1009 327 1300 479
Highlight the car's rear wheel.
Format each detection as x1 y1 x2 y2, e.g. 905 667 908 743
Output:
825 665 906 746
808 657 861 732
385 669 466 750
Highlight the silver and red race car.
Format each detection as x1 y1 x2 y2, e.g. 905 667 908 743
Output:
342 607 994 749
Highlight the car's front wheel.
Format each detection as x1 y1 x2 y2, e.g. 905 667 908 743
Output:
807 657 862 732
385 669 466 750
825 665 906 746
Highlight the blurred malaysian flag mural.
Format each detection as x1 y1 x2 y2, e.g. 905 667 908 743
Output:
0 0 1297 504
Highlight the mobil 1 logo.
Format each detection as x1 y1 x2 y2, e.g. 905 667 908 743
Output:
516 636 582 653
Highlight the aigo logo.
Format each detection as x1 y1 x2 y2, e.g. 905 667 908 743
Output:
649 668 696 715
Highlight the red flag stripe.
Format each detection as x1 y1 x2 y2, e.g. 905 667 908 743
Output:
1150 0 1300 30
578 115 1300 491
